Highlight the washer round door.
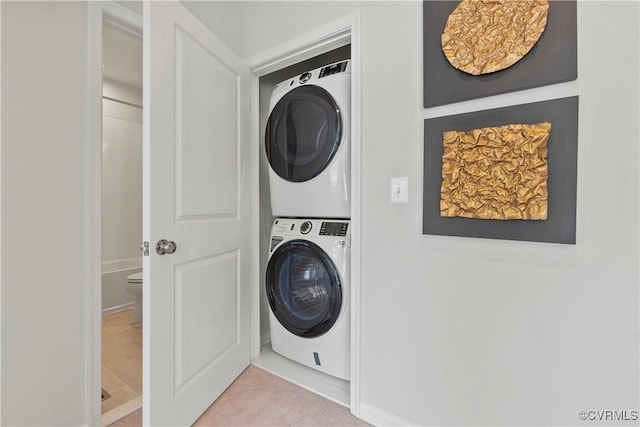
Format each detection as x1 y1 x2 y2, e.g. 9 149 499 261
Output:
266 239 342 338
265 85 343 183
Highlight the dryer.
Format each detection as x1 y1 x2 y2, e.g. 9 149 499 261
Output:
265 218 350 380
265 60 351 218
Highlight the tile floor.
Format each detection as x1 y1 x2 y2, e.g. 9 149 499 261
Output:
102 308 142 414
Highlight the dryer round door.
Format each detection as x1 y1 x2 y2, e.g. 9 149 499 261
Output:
266 239 342 338
265 85 343 183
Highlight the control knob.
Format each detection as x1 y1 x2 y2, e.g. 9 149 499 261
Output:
300 221 312 234
299 72 312 84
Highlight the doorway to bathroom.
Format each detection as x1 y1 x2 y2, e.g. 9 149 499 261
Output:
99 10 143 425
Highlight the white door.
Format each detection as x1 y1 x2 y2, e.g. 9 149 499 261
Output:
143 2 253 425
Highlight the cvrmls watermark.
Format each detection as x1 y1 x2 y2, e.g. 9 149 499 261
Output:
578 410 638 421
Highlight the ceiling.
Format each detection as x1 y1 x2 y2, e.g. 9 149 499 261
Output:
115 0 143 15
100 1 349 87
180 1 357 60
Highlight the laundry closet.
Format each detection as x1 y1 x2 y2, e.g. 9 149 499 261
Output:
252 44 353 406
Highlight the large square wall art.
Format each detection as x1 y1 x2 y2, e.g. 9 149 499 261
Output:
423 96 578 244
423 0 577 108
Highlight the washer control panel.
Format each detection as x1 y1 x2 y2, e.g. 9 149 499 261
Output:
319 221 348 236
269 236 283 252
271 219 350 243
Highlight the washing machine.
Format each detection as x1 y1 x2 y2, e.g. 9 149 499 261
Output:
265 218 350 380
265 60 351 218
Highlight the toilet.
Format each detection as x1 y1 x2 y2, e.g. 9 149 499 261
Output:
125 272 143 323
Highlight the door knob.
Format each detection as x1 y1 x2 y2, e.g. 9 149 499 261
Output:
156 239 177 255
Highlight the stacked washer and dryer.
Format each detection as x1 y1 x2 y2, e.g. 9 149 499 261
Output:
264 60 351 381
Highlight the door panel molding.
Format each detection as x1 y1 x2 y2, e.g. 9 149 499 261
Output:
174 250 240 393
174 27 240 220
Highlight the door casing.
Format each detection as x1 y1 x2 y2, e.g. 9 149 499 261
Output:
86 4 362 424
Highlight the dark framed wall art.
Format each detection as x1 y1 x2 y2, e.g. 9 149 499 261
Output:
423 96 579 244
423 0 577 108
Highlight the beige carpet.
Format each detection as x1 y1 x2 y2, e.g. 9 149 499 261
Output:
109 365 370 426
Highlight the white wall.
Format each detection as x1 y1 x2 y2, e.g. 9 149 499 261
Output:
114 0 142 17
1 2 88 425
101 98 142 311
185 1 640 425
103 78 142 107
102 99 142 271
0 1 636 425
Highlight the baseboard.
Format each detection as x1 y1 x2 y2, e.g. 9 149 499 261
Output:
359 402 415 427
101 395 142 427
102 302 134 316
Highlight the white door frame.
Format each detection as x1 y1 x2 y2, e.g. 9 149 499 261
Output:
0 4 3 423
86 3 142 425
246 11 362 416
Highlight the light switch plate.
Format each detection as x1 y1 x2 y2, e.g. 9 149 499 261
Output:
390 177 409 204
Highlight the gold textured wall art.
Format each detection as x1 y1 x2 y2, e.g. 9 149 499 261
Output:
441 0 550 75
440 122 551 220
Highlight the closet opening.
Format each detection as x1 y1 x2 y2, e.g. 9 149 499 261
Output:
252 44 353 407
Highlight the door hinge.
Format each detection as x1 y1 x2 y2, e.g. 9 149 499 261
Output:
141 241 150 256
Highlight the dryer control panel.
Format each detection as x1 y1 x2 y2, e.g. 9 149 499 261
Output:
319 221 348 236
319 61 348 78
